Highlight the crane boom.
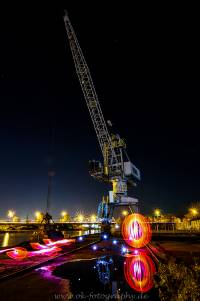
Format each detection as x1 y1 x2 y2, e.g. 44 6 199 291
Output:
63 12 119 172
63 10 140 223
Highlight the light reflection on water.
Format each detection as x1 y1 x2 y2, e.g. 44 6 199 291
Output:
42 252 158 300
95 254 156 295
0 229 100 247
124 252 156 293
2 232 9 247
62 229 99 239
0 232 33 247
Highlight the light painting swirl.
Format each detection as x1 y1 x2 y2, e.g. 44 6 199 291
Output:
124 252 156 293
122 213 152 248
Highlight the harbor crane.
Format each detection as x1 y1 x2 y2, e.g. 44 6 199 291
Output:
63 11 141 225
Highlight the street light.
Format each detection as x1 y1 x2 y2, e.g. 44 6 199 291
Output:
90 214 97 222
77 214 84 223
122 210 128 216
7 210 15 219
61 211 67 217
35 211 41 219
190 208 198 216
154 209 161 217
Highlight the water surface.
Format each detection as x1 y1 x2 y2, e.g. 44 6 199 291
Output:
0 229 99 247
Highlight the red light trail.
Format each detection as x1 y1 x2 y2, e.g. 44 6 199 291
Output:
6 238 74 260
124 251 156 293
122 213 152 248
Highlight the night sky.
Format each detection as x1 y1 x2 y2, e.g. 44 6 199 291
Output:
0 4 199 219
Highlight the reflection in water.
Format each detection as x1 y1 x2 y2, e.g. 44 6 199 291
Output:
63 229 99 238
96 256 113 285
50 253 158 300
0 230 100 247
35 263 70 297
124 251 156 293
0 232 34 247
36 263 63 280
2 232 9 247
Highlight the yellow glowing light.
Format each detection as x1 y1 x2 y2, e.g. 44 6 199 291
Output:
77 214 84 223
35 211 41 219
61 211 67 217
122 210 128 216
2 232 9 247
90 214 97 222
8 210 15 219
190 208 198 216
154 209 160 217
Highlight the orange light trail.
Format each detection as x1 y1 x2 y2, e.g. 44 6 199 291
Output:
122 213 152 248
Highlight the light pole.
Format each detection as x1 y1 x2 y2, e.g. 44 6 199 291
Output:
77 214 84 223
35 211 42 223
90 214 97 223
7 210 15 222
61 211 67 217
60 211 68 222
154 209 161 231
154 209 161 218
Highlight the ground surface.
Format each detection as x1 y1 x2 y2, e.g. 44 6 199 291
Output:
0 239 157 301
0 234 200 300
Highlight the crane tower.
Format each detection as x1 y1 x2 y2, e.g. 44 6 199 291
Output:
63 11 141 224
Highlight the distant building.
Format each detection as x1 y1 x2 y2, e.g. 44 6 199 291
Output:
190 218 200 230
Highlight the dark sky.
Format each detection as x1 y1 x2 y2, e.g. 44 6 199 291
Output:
0 4 199 219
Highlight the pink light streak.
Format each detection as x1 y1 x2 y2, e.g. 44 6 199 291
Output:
6 246 61 259
30 243 49 250
0 248 14 255
43 238 75 247
28 246 61 257
5 238 74 260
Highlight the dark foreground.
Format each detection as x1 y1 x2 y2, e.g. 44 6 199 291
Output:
0 234 200 301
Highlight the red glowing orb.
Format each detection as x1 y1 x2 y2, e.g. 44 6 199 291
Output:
122 213 152 248
124 252 156 293
6 247 28 260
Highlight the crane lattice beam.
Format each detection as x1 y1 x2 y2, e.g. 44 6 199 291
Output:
63 11 119 170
